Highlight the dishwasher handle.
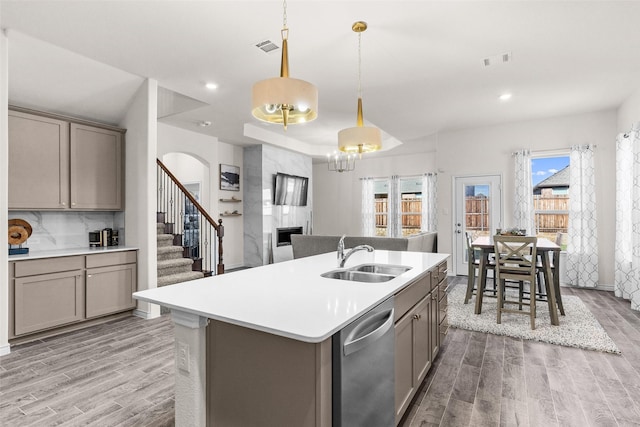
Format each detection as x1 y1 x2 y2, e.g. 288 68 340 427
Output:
343 308 394 356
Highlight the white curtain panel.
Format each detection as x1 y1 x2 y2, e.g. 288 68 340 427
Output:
421 173 438 232
615 124 640 311
513 150 535 235
388 175 402 237
566 144 599 288
361 177 376 237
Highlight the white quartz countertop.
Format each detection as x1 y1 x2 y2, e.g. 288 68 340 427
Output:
134 250 449 343
8 246 139 261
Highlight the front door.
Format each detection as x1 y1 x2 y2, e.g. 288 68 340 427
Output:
453 175 503 275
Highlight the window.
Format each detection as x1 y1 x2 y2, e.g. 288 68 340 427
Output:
374 177 424 237
531 155 570 248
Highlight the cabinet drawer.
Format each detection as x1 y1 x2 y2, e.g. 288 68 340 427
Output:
439 292 448 323
438 281 449 302
439 317 449 343
86 251 137 268
435 261 448 285
14 256 84 278
394 272 430 322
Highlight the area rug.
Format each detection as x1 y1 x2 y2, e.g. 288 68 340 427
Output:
448 285 620 354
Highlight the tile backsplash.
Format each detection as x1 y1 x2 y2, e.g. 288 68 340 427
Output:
8 211 119 251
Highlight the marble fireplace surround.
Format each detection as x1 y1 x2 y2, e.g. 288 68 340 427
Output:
243 144 312 267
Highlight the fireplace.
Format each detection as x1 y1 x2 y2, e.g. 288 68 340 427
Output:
276 227 303 247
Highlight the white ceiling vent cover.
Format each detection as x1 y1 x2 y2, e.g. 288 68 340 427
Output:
482 51 512 67
255 40 279 53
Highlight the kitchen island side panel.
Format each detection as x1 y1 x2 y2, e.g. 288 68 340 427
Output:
206 319 331 427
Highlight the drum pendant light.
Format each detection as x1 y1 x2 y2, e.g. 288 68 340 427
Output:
251 0 318 130
338 21 382 156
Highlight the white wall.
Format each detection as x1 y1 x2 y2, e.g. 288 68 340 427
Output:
157 122 244 269
436 110 617 285
313 110 618 287
0 29 10 355
312 138 438 236
121 79 159 319
618 88 640 132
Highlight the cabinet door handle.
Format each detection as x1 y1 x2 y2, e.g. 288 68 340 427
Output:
72 202 76 206
61 202 66 206
87 274 92 278
413 314 421 320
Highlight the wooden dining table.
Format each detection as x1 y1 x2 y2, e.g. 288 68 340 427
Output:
471 235 564 326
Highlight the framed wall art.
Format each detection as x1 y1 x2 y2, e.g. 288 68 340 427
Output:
220 164 240 191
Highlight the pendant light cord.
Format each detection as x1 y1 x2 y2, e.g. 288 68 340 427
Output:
358 31 362 99
283 0 288 29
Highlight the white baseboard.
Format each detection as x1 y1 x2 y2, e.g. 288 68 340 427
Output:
0 343 11 356
560 283 614 292
133 309 161 320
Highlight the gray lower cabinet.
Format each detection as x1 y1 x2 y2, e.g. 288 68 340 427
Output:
9 250 137 340
394 266 443 425
86 263 137 318
14 269 85 336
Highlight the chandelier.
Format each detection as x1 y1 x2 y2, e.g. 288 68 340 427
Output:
338 21 382 156
327 151 356 173
251 0 318 130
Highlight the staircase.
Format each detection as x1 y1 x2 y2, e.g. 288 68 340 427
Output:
156 220 204 287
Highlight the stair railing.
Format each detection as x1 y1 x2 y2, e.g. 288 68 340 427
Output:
157 159 225 275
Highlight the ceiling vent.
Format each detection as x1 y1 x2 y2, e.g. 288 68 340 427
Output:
255 40 279 53
482 51 512 67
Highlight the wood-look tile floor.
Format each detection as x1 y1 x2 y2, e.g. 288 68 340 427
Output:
1 278 639 426
402 278 640 427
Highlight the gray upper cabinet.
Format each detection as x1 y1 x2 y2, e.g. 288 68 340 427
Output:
8 108 124 211
70 123 122 210
8 110 70 209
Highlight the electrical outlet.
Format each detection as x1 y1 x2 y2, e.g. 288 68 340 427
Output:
178 341 190 373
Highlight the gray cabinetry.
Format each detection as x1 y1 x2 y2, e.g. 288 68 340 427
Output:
394 262 446 425
394 272 435 424
70 123 123 210
8 108 124 211
12 256 85 336
9 250 137 341
8 110 70 209
86 252 137 318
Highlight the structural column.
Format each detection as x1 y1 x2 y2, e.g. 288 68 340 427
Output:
172 310 208 426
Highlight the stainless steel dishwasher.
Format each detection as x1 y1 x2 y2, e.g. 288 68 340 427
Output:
333 296 395 427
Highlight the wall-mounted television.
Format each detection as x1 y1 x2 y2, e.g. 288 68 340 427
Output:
273 172 309 206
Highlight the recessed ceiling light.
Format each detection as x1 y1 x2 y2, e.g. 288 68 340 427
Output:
198 121 212 127
205 82 218 90
499 93 512 101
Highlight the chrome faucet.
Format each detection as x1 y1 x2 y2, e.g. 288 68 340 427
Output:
337 235 374 268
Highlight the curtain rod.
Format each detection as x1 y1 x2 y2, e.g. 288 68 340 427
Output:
511 146 597 156
360 172 436 180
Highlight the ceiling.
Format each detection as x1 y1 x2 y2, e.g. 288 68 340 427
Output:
2 1 640 159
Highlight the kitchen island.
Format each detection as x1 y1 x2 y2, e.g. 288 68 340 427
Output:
134 249 449 426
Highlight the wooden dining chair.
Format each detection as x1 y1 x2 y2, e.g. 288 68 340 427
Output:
494 235 539 330
464 232 496 304
533 232 565 315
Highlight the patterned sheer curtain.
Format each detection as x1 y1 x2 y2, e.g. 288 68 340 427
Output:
513 150 535 235
421 173 438 232
361 177 376 237
566 144 599 288
388 175 402 237
615 124 640 310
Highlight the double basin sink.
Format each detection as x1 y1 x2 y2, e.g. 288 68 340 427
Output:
321 264 412 283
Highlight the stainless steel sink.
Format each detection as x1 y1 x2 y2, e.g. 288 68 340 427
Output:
350 263 412 276
320 270 396 283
